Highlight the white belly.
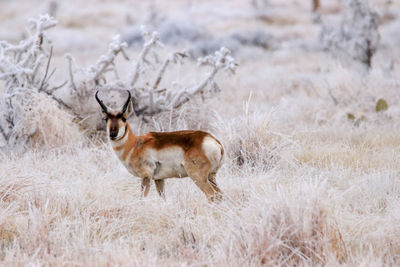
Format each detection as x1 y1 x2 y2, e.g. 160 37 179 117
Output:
147 147 188 179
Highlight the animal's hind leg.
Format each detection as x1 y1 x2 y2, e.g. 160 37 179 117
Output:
191 178 217 202
208 172 223 201
155 179 165 199
208 172 223 200
184 156 217 201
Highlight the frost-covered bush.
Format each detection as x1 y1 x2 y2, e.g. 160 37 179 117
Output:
320 0 380 70
4 91 81 149
213 99 292 173
0 15 237 148
0 14 80 148
66 28 237 134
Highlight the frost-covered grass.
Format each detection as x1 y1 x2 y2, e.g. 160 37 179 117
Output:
2 110 400 265
2 0 400 265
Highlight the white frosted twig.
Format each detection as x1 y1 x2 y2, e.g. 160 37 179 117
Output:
130 29 163 86
28 14 58 33
65 54 77 93
126 47 237 118
0 14 56 92
90 35 128 84
320 0 379 69
65 35 130 102
38 46 53 91
171 47 237 109
152 51 187 90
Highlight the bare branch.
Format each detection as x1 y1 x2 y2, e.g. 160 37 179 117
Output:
65 54 77 93
91 35 128 83
49 80 68 93
152 51 187 90
171 47 237 109
38 46 53 92
40 88 82 119
130 29 163 86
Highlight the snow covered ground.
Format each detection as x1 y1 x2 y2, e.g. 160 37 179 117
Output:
1 0 400 265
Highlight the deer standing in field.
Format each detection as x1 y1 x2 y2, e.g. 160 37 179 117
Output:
95 90 224 201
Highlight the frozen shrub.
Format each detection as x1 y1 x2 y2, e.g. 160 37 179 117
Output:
66 29 236 134
320 0 380 70
0 15 237 148
5 90 81 149
214 102 292 173
0 14 80 148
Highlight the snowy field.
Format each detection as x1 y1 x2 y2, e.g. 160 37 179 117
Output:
1 0 400 265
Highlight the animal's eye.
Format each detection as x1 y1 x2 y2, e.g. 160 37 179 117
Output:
122 117 126 122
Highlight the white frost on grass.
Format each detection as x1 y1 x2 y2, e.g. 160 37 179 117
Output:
1 0 400 265
2 111 400 264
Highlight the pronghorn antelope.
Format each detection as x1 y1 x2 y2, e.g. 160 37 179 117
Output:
95 90 224 201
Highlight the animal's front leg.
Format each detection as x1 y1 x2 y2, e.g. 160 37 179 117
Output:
133 158 154 198
141 177 151 197
155 179 165 199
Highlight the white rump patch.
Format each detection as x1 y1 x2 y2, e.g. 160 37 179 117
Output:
202 136 223 171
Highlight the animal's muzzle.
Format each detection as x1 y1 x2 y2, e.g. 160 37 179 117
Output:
110 131 118 140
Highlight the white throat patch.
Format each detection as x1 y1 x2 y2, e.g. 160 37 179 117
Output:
116 125 126 140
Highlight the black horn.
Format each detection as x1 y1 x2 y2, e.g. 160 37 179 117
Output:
122 90 131 113
95 91 108 113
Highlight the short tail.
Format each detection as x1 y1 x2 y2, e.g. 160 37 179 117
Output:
214 138 225 165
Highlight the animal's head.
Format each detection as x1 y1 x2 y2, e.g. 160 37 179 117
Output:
95 90 133 141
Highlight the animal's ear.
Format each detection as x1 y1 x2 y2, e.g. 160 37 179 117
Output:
101 109 109 120
123 99 133 118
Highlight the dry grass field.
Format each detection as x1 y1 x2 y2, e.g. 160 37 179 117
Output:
1 0 400 265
